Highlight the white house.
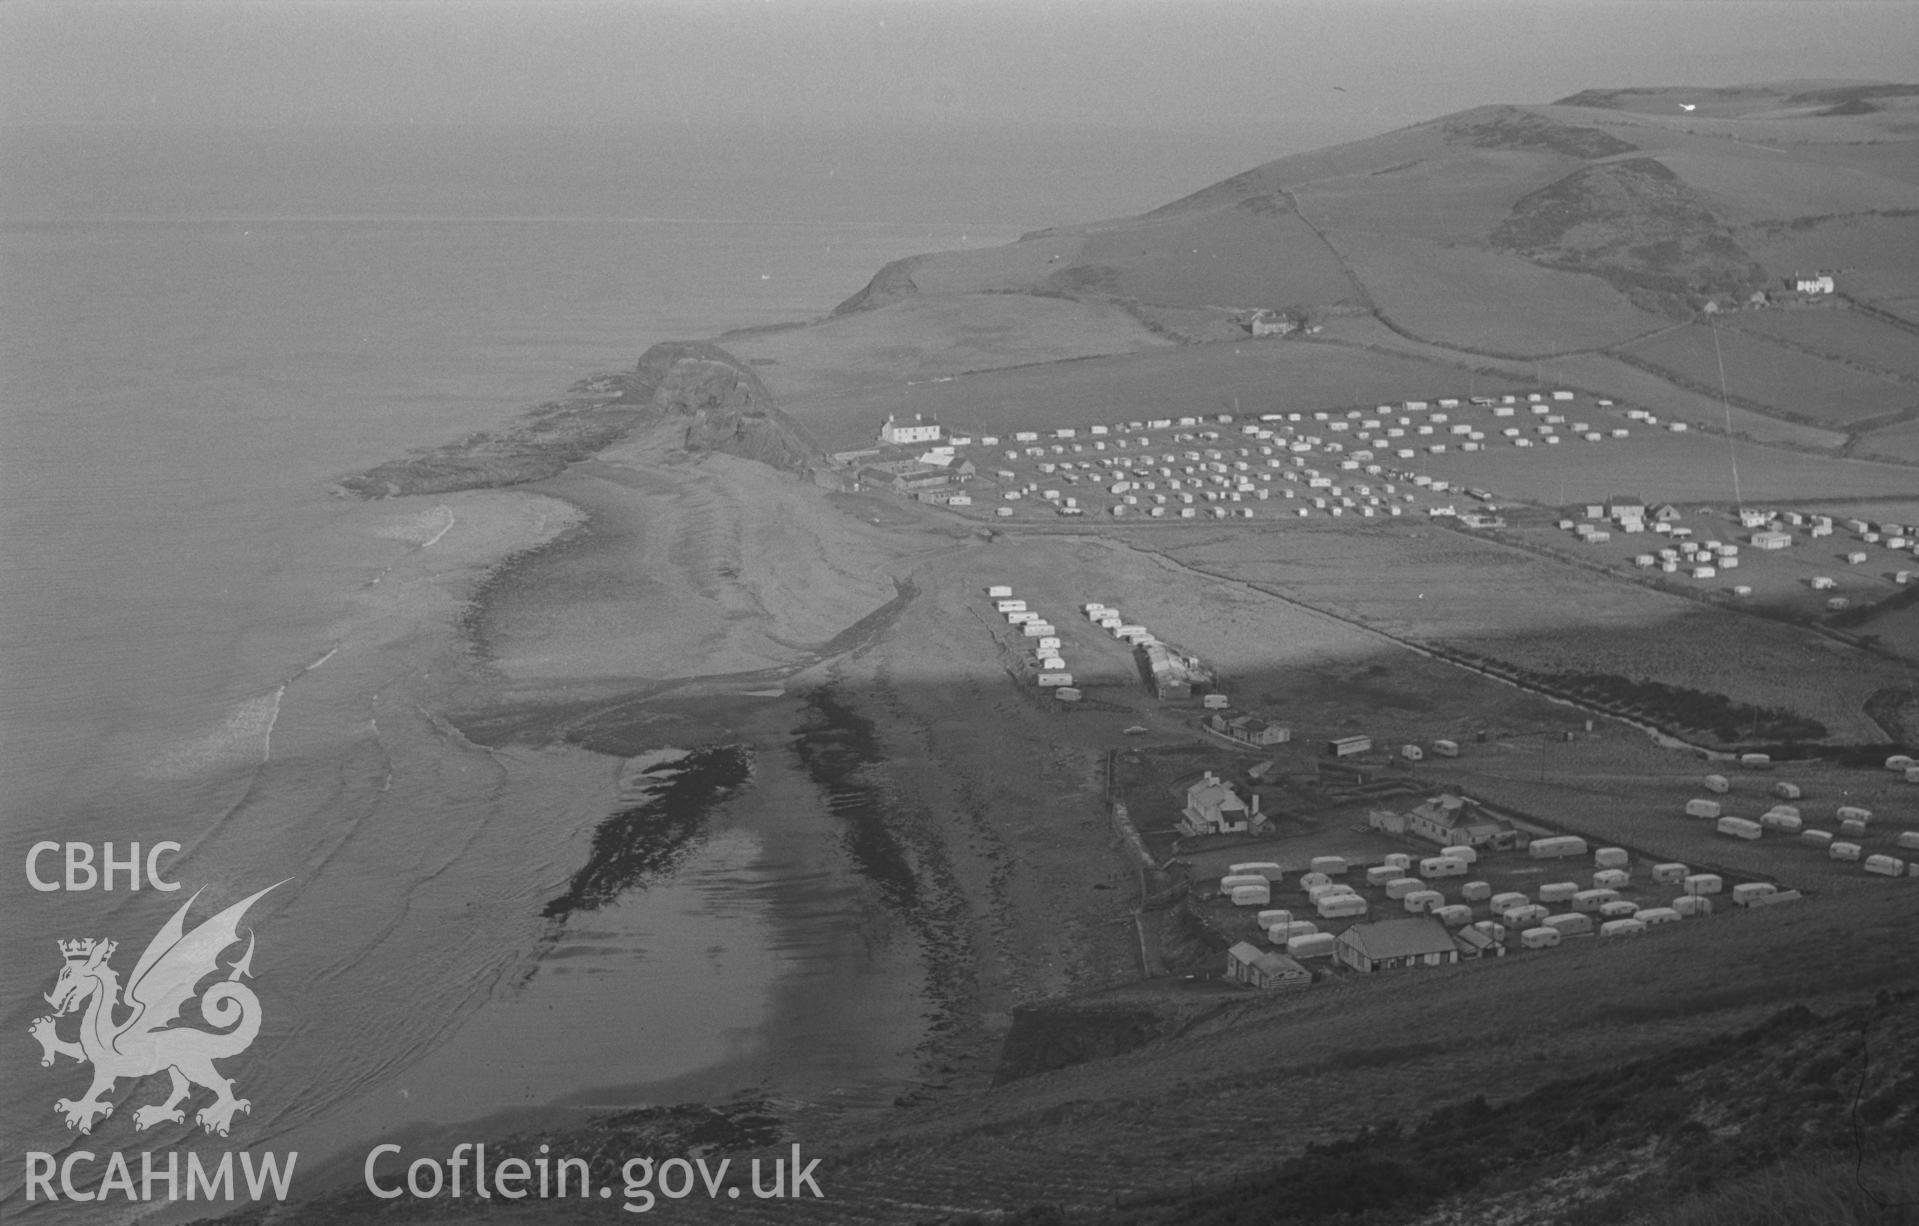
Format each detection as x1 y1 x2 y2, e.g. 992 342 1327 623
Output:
1243 309 1297 338
1180 771 1262 837
1792 273 1835 295
880 413 944 445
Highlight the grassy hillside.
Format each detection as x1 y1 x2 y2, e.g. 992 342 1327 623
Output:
801 82 1918 463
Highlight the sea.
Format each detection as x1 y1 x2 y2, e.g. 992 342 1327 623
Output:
0 119 1325 1216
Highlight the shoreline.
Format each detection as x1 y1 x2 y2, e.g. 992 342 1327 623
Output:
256 392 1167 1217
262 426 971 1199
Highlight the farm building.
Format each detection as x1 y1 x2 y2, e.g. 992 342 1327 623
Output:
1224 942 1312 989
1334 918 1461 973
1179 772 1263 837
1402 794 1518 849
1206 711 1292 746
1453 925 1506 959
1241 308 1298 338
857 465 951 494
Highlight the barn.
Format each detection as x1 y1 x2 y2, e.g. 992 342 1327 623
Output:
1334 917 1460 974
1225 942 1313 990
1402 794 1518 849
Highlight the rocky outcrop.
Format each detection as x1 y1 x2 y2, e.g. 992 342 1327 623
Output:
831 253 927 314
335 394 653 498
336 342 816 499
624 340 818 473
1492 156 1765 308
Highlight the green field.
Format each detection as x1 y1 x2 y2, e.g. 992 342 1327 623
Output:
1727 306 1919 381
1063 202 1359 310
1656 148 1919 223
725 292 1172 406
1875 298 1919 329
1742 213 1919 303
1534 351 1853 449
1139 521 1897 741
1622 323 1915 426
1856 414 1919 464
1293 143 1573 245
1325 229 1668 356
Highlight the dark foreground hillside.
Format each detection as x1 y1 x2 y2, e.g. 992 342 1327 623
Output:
1020 992 1919 1226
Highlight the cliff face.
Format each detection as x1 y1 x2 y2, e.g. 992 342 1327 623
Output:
830 254 926 315
625 340 818 474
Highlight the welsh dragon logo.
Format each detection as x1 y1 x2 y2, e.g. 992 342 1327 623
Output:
30 881 286 1136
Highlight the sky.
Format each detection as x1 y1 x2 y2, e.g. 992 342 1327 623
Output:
2 0 1916 136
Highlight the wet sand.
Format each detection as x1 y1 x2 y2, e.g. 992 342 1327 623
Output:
223 412 1170 1224
262 433 969 1198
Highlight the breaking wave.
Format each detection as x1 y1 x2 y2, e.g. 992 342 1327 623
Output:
143 685 285 778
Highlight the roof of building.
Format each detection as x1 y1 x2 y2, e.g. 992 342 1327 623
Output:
1226 941 1265 966
1186 775 1249 814
1251 951 1309 978
1336 918 1457 961
1454 926 1497 952
1407 794 1504 831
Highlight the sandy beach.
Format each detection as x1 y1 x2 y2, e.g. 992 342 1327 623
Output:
449 422 1156 1051
246 409 1156 1207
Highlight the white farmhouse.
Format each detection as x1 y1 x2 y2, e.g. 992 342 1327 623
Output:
879 413 944 445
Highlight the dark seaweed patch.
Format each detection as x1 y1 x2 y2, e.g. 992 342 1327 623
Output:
791 690 918 909
541 744 754 920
